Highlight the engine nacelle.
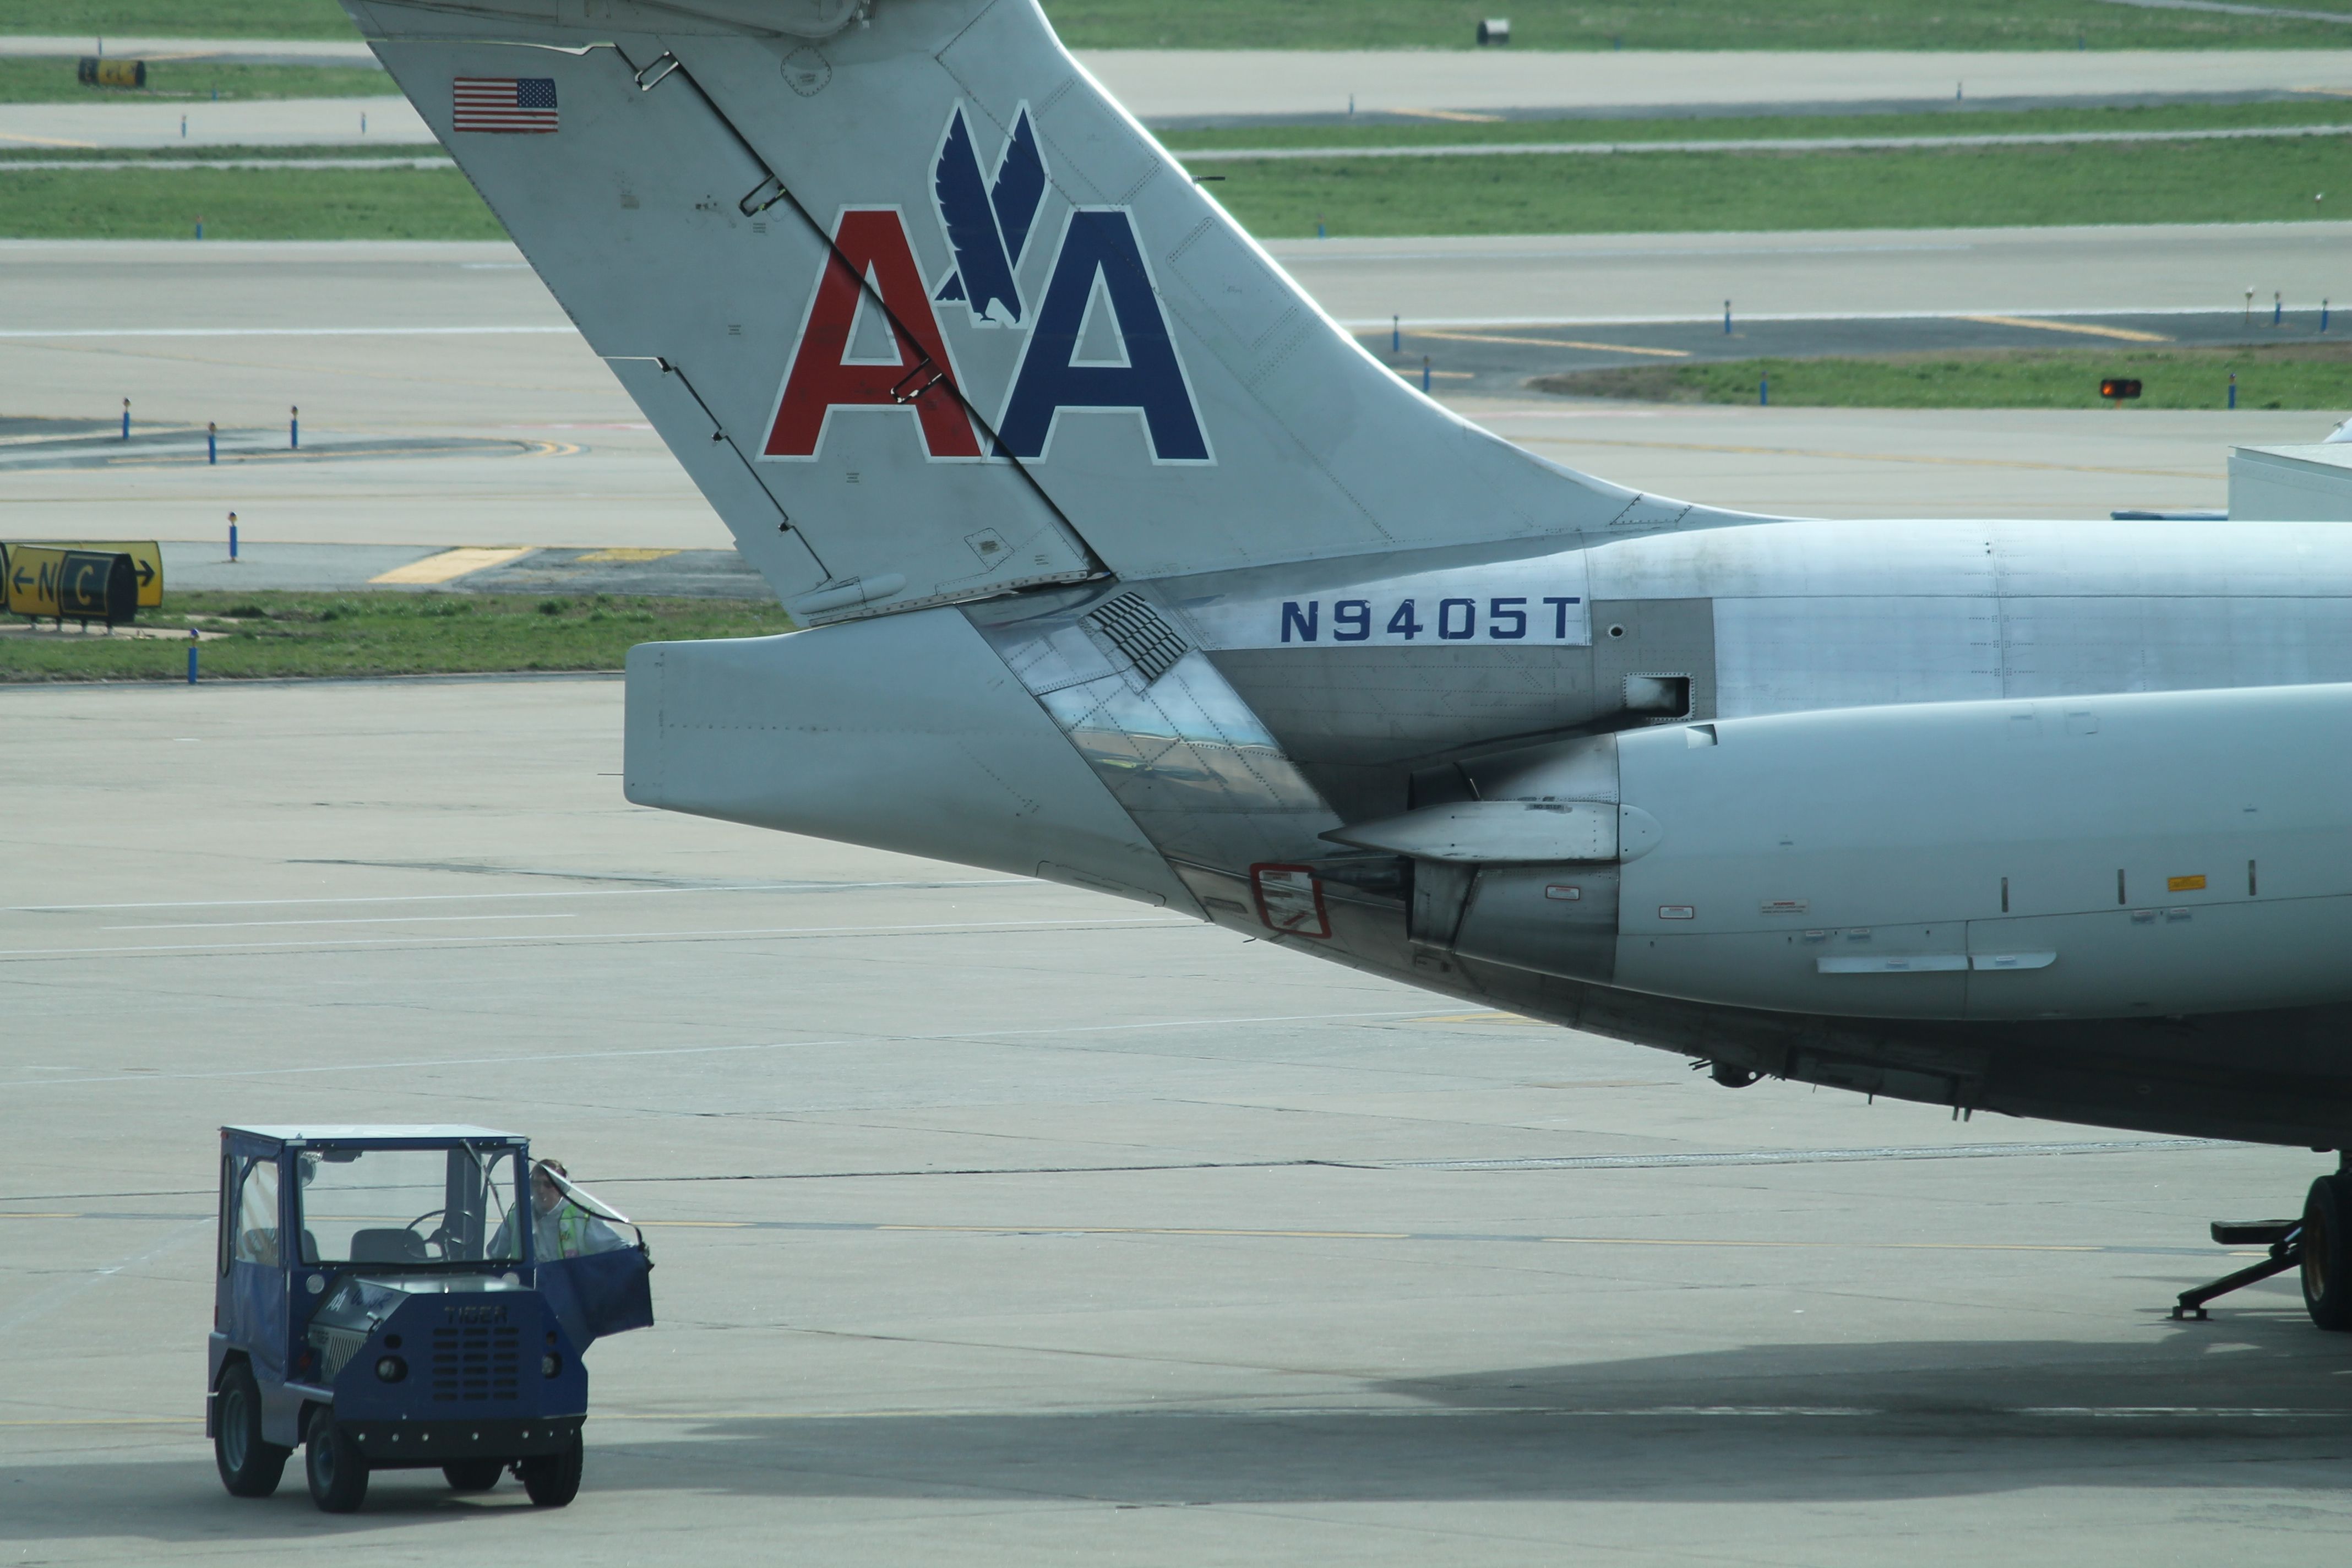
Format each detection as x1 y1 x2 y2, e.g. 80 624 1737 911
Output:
1333 683 2352 1021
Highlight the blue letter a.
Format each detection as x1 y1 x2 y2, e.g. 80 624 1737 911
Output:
997 209 1210 463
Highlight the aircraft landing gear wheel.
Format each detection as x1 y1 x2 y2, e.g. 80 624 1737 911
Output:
2302 1174 2352 1331
213 1363 290 1498
304 1412 370 1513
443 1458 503 1491
518 1430 583 1508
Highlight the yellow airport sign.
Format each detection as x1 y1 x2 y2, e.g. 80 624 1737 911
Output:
19 540 162 607
2 546 139 625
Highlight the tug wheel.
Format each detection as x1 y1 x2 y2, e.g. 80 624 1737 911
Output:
518 1429 583 1508
443 1459 504 1492
304 1412 370 1513
212 1363 289 1499
2301 1174 2352 1332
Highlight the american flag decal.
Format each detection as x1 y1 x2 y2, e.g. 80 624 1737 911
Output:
453 77 558 134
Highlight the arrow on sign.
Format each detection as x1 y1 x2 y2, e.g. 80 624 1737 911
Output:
10 569 26 591
133 561 154 586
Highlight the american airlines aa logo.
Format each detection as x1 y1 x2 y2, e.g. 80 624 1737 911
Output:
762 104 1211 466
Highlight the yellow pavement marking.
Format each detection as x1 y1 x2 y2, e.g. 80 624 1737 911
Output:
0 133 100 149
0 1212 81 1219
878 1225 1414 1239
1419 329 1691 357
1391 107 1505 124
571 547 680 563
1961 314 2172 343
1412 1010 1546 1025
1397 367 1477 380
369 546 532 585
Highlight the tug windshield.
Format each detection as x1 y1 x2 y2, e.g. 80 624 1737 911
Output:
294 1145 522 1266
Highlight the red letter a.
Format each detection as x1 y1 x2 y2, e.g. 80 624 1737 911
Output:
764 208 981 460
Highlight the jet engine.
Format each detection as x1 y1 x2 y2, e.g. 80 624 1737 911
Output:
1330 682 2352 1022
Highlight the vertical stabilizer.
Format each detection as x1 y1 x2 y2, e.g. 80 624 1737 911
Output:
348 0 1755 620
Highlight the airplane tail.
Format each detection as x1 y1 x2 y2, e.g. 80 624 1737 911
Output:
346 0 1759 620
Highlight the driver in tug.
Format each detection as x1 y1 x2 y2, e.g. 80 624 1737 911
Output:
496 1158 623 1261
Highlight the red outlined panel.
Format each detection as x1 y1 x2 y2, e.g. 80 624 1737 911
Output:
1250 863 1331 939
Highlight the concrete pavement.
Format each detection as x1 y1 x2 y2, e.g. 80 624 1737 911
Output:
0 231 2326 545
0 675 2344 1565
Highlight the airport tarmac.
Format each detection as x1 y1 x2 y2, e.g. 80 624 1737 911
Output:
2 675 2348 1565
0 230 2333 548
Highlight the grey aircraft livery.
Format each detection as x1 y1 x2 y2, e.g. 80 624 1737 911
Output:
350 0 2352 1325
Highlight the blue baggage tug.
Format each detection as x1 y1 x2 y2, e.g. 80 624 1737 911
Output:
208 1125 654 1512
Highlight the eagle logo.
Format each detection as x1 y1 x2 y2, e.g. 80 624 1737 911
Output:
932 103 1047 328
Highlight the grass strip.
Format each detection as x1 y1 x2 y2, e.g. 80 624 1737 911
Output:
1536 344 2352 410
9 0 2352 48
0 1 358 40
0 59 386 104
0 590 793 683
3 136 2348 240
1210 138 2351 237
0 165 498 239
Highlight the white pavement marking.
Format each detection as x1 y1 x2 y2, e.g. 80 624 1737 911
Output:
0 1218 209 1335
6 879 1027 913
1182 123 2352 160
102 912 583 930
0 156 453 170
2097 0 2352 20
0 914 1199 962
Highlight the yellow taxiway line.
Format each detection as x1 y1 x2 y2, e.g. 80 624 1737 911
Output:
1961 314 2173 343
367 546 534 585
1418 329 1692 357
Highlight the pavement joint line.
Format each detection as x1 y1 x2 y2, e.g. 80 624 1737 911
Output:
1183 123 2352 161
4 1406 2345 1427
1400 1137 2240 1169
0 1208 2278 1261
0 1007 1438 1089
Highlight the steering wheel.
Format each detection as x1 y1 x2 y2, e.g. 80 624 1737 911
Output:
405 1206 451 1261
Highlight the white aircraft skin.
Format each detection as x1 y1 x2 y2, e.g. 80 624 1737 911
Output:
350 0 2352 1315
